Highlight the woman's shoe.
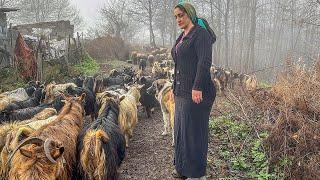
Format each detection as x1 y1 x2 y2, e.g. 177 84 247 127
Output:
172 169 187 179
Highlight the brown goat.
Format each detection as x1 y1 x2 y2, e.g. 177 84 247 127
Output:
0 108 57 151
7 93 85 180
0 114 58 178
0 126 34 178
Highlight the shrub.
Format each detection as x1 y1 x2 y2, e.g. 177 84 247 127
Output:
75 53 100 76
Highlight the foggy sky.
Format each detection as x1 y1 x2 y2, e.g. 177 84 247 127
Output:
70 0 105 29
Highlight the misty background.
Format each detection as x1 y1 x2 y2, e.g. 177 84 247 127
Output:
2 0 320 81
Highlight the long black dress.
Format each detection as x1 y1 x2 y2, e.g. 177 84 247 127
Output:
171 24 216 178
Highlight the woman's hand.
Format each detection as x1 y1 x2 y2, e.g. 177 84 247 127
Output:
192 90 203 104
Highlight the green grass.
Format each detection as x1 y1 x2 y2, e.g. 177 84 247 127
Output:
209 116 277 179
75 53 100 76
0 68 26 93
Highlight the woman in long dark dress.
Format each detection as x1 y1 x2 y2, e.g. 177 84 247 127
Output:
170 2 216 180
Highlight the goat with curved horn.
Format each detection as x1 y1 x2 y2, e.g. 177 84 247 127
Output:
6 137 43 166
44 138 60 164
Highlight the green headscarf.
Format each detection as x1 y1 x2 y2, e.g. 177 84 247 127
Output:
175 2 206 30
175 1 217 43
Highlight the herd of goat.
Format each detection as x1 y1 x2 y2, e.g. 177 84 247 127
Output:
0 50 258 179
131 47 258 93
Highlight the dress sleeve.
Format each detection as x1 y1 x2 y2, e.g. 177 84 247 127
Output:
192 29 212 91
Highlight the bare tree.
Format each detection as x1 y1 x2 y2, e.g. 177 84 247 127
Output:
10 0 82 30
100 0 127 39
129 0 160 47
0 0 16 7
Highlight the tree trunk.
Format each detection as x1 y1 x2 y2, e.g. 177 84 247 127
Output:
115 24 121 38
290 0 295 51
248 0 257 72
216 0 222 66
238 0 246 73
224 0 230 67
231 0 236 69
148 0 156 47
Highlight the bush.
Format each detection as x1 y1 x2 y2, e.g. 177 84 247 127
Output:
85 35 130 61
75 53 100 76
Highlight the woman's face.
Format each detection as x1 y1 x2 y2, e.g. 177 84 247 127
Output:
174 7 191 29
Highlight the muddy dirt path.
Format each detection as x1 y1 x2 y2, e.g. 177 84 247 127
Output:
119 108 176 180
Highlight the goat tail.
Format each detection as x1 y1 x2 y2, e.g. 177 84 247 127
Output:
80 129 117 180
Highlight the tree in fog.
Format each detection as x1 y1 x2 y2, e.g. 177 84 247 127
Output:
185 0 319 79
100 0 137 42
0 0 16 7
10 0 83 30
129 0 160 47
100 0 126 38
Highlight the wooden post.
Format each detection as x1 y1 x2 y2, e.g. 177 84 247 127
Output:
81 32 84 55
9 31 13 67
77 32 82 63
36 49 42 82
67 35 71 70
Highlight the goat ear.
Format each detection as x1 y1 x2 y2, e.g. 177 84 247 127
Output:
52 147 64 160
119 95 125 102
20 147 34 158
79 93 86 102
100 135 110 144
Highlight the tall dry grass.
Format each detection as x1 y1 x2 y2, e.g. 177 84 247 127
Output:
253 59 320 179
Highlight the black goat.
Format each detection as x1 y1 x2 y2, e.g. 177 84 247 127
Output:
138 76 160 118
0 95 64 123
73 76 84 87
83 76 95 93
103 77 125 87
76 98 125 180
1 88 45 113
66 86 97 121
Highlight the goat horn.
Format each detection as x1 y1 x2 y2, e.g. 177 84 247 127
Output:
44 138 57 164
7 137 44 166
